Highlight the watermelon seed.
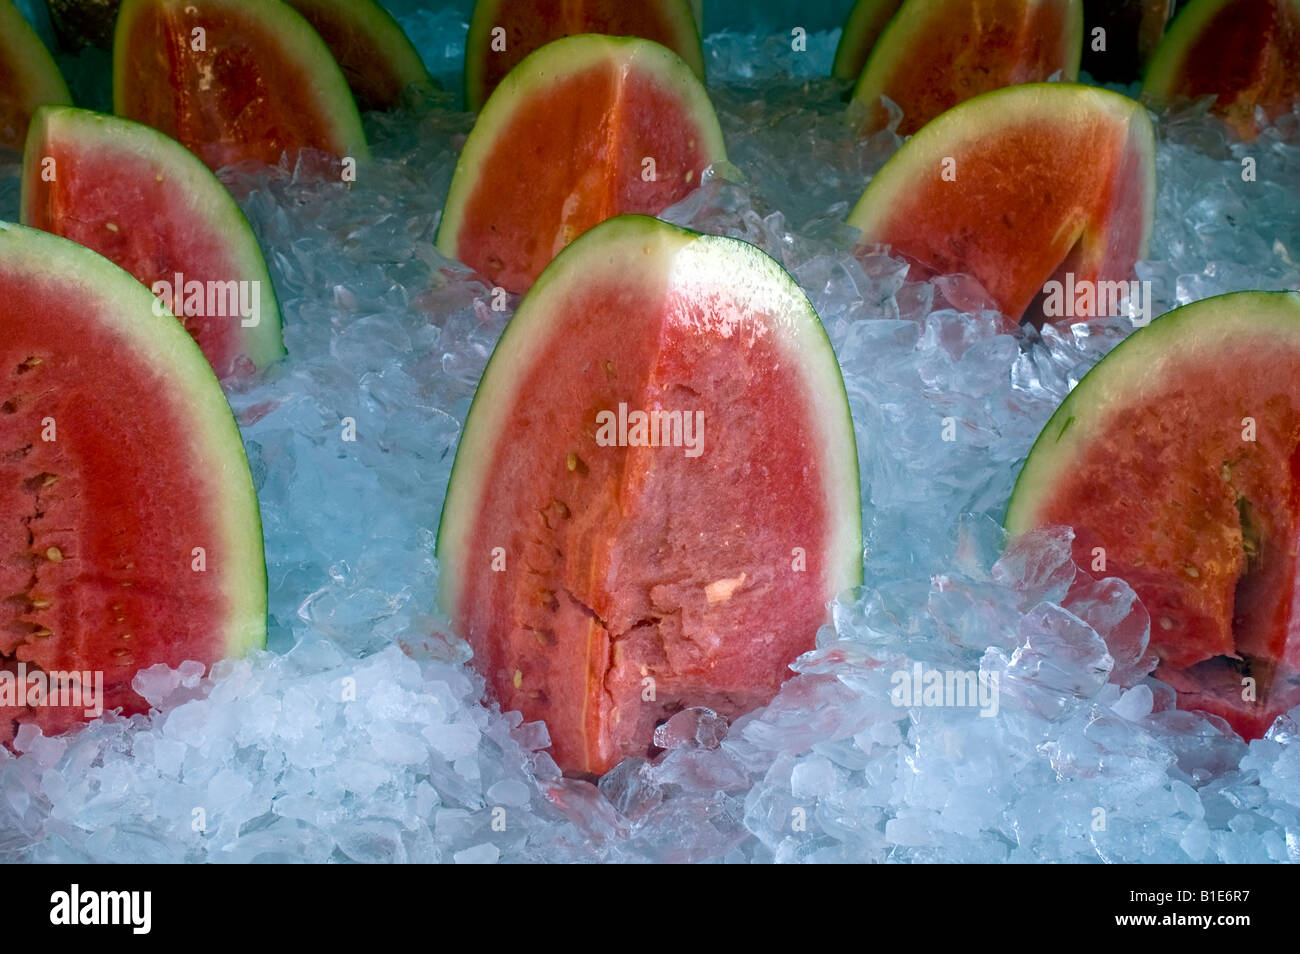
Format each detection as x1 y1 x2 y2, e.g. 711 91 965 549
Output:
111 649 130 659
29 597 50 609
1 398 18 414
45 547 62 562
105 222 119 233
512 669 523 688
15 356 41 374
1183 565 1200 578
31 628 51 639
1159 617 1174 630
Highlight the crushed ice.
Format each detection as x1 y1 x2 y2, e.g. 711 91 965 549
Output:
1 9 1299 862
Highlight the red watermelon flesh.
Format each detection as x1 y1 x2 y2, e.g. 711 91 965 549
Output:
114 0 368 171
1143 0 1300 140
22 107 285 381
437 35 726 295
0 223 266 745
851 0 1083 136
464 0 703 111
1006 292 1300 739
437 216 862 776
847 84 1155 325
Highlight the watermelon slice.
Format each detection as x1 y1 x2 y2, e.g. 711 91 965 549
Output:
437 214 862 776
850 0 1084 136
1081 0 1174 82
831 0 903 82
463 0 704 112
847 83 1156 325
113 0 369 172
285 0 435 112
0 0 72 152
1142 0 1300 140
0 221 266 746
437 34 726 296
1006 291 1300 740
21 106 285 381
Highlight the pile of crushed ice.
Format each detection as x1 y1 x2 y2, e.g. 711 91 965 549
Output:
2 9 1300 863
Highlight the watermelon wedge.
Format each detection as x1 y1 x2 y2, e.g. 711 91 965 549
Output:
831 0 903 82
1081 0 1174 82
285 0 435 111
0 221 266 745
1006 291 1300 740
847 84 1156 325
850 0 1084 136
437 215 862 776
463 0 704 112
21 106 285 381
113 0 368 172
437 34 726 296
0 0 72 151
1142 0 1300 140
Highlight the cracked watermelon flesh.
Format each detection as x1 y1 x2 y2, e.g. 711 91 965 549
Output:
850 0 1083 136
113 0 368 171
437 215 862 776
848 84 1155 325
437 34 726 296
1006 292 1300 740
464 0 703 111
21 106 285 381
1143 0 1300 140
285 0 433 112
0 222 266 746
0 0 71 151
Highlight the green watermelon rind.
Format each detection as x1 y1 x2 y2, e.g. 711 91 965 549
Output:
850 0 1085 109
1005 290 1300 537
0 220 268 657
20 104 287 372
435 213 863 627
0 0 72 115
436 33 727 268
112 0 370 163
831 0 901 82
462 0 705 112
846 82 1156 262
287 0 434 97
1141 0 1300 101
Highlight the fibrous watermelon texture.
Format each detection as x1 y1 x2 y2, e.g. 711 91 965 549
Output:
1006 291 1300 740
437 34 726 295
0 221 266 746
22 106 285 381
113 0 368 171
0 0 71 151
850 0 1084 135
1142 0 1300 140
848 84 1155 325
463 0 704 111
437 215 862 776
285 0 435 111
